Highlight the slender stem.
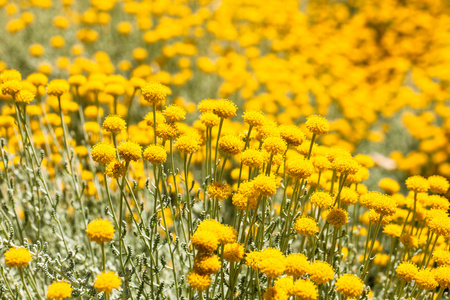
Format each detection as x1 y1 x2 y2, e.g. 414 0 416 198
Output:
19 267 33 299
101 243 106 271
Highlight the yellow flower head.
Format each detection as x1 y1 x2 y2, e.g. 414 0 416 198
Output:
262 136 287 156
86 218 115 244
1 80 22 95
255 248 286 278
94 271 121 295
326 208 349 227
212 99 237 119
47 281 73 300
400 234 418 249
68 74 86 87
285 253 310 277
105 160 126 179
4 247 32 268
47 79 69 97
306 115 329 135
117 141 142 161
379 178 400 195
27 73 48 87
243 110 264 127
163 104 186 123
175 134 202 154
428 175 449 194
223 242 245 262
406 175 429 193
194 253 221 275
200 112 220 127
434 266 450 288
335 274 363 299
102 115 126 133
310 192 333 208
105 83 125 96
253 174 277 197
279 124 305 147
191 230 219 253
294 217 319 236
144 111 166 127
433 249 450 266
1 69 21 83
187 272 211 291
240 149 264 168
141 82 169 104
291 279 318 300
219 135 245 156
309 261 334 285
340 187 359 206
91 142 116 164
156 122 179 141
415 269 438 291
286 157 314 179
143 145 167 165
15 89 34 104
207 182 232 200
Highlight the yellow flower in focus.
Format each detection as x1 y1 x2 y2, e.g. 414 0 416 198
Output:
47 281 73 300
294 217 319 236
306 115 329 135
94 271 121 294
187 272 211 291
47 79 69 97
86 218 115 244
223 242 245 262
309 261 334 285
141 82 169 104
326 208 349 227
335 274 363 299
91 143 116 164
117 141 142 162
102 115 126 133
4 247 32 268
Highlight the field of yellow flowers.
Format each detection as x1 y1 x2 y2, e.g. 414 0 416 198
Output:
1 0 450 299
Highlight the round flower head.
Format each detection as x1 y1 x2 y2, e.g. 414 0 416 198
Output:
144 111 166 127
68 74 87 87
188 272 211 291
383 224 402 238
294 217 319 236
434 266 450 288
240 149 264 168
212 99 237 119
309 261 334 285
256 248 286 278
85 80 105 93
200 112 220 127
262 136 287 156
306 115 329 135
105 160 126 179
415 269 438 291
428 195 450 211
141 82 169 104
406 175 429 193
191 230 219 253
335 274 363 298
27 73 48 87
4 247 32 268
86 218 115 244
207 182 232 201
176 134 201 154
253 174 277 196
163 104 186 123
311 192 333 208
368 210 392 225
243 110 264 127
379 178 400 195
1 69 21 83
102 115 126 133
266 277 293 300
400 234 418 249
194 253 221 275
198 98 216 113
156 122 179 141
371 193 397 217
339 187 359 206
118 141 142 161
285 253 310 277
326 208 349 227
47 281 73 300
433 249 450 266
286 157 314 179
219 135 245 156
143 145 167 165
291 279 318 300
313 155 331 172
47 79 69 97
223 242 245 262
279 124 305 147
94 271 121 295
91 143 116 164
332 156 360 175
216 224 238 244
354 154 374 168
428 175 449 194
105 83 125 96
14 89 34 104
1 80 22 95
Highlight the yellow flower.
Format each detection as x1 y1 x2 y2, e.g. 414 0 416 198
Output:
47 281 73 300
305 115 329 135
105 160 126 179
255 248 286 278
378 178 400 195
294 217 319 236
223 243 245 262
279 124 305 147
94 271 121 295
286 157 314 179
326 208 349 227
243 110 264 127
102 115 126 133
141 82 169 104
163 104 186 123
47 79 69 97
310 192 333 208
91 143 116 164
414 269 438 291
156 122 179 141
86 218 115 244
285 253 310 277
340 187 359 206
433 249 450 266
400 234 418 249
191 230 219 253
253 174 277 197
143 145 167 165
194 253 221 275
434 266 450 288
428 175 449 194
207 182 232 200
4 247 32 268
187 272 211 291
212 99 237 119
200 112 220 127
219 135 245 156
405 175 429 193
309 261 334 285
240 149 264 168
1 80 22 95
175 134 201 154
117 141 142 162
1 69 21 83
291 279 318 300
262 136 287 156
68 74 87 87
335 274 363 299
14 90 34 104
